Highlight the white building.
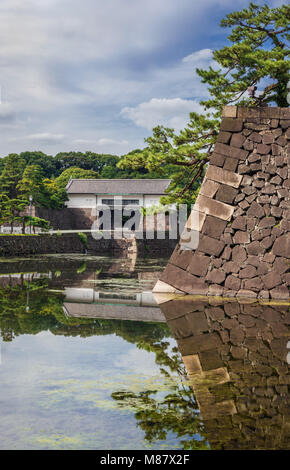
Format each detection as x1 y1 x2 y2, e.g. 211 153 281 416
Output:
65 178 172 209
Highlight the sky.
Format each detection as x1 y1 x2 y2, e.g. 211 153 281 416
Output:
0 0 285 157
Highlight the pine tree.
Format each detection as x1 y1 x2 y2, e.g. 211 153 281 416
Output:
118 3 289 205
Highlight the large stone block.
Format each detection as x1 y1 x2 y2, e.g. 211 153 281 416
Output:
262 271 282 290
223 157 238 172
222 106 237 118
185 209 206 232
215 184 238 204
197 235 225 257
210 153 226 167
224 275 241 291
206 269 226 284
178 332 222 355
214 142 248 160
206 166 243 188
199 179 220 198
160 264 208 295
272 235 290 259
220 117 243 132
247 201 265 218
232 246 247 263
202 215 227 239
187 254 211 277
195 194 234 221
182 354 202 375
217 131 232 144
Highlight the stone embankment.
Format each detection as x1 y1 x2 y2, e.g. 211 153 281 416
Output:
156 107 290 300
0 232 176 258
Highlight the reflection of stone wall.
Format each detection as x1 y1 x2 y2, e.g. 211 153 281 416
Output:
160 298 290 450
157 107 289 300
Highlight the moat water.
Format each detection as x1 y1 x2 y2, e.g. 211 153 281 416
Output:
0 254 289 450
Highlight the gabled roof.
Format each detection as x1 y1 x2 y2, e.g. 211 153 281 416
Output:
66 179 171 195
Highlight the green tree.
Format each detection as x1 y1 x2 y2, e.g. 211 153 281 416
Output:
17 165 44 202
118 115 218 206
54 166 99 190
0 154 26 199
19 151 57 179
5 198 29 233
24 216 51 233
118 3 290 205
0 194 11 227
198 2 290 112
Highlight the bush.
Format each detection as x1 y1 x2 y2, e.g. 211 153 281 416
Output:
78 232 88 247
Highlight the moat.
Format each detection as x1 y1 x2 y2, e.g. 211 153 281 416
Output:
0 254 289 450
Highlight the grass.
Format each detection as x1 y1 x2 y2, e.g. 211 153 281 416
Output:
0 233 39 237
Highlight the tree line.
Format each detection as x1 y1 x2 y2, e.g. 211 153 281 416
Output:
0 151 158 232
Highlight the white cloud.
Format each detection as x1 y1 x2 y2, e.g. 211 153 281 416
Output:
97 138 129 146
0 103 15 122
182 48 213 64
24 133 65 143
121 98 203 131
70 137 130 154
0 0 260 156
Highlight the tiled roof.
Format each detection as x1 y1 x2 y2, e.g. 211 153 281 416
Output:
66 179 171 195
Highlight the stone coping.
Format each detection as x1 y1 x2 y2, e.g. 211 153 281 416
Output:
222 106 290 119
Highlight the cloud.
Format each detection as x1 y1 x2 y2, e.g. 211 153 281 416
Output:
0 103 15 122
24 133 65 143
97 138 129 146
0 0 265 156
121 98 203 131
182 48 213 64
69 137 130 154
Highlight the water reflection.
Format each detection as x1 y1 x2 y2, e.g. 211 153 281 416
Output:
0 255 289 450
159 296 290 450
0 256 202 450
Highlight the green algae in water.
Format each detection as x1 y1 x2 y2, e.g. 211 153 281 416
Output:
0 255 205 450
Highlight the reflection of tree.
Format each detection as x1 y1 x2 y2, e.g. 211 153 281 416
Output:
0 281 170 344
0 280 206 448
112 340 208 450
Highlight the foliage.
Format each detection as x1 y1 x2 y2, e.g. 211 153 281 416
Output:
54 167 99 190
118 115 218 206
140 203 174 216
78 232 88 247
24 216 52 233
0 154 26 199
198 2 290 112
111 340 208 449
0 273 208 448
17 165 45 203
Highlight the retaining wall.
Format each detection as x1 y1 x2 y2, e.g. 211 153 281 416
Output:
0 232 176 258
155 107 290 300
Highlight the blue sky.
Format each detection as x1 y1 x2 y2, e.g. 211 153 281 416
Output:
0 0 284 157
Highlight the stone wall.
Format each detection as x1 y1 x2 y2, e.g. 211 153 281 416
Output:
0 233 132 257
160 297 290 450
156 107 290 300
35 207 94 230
